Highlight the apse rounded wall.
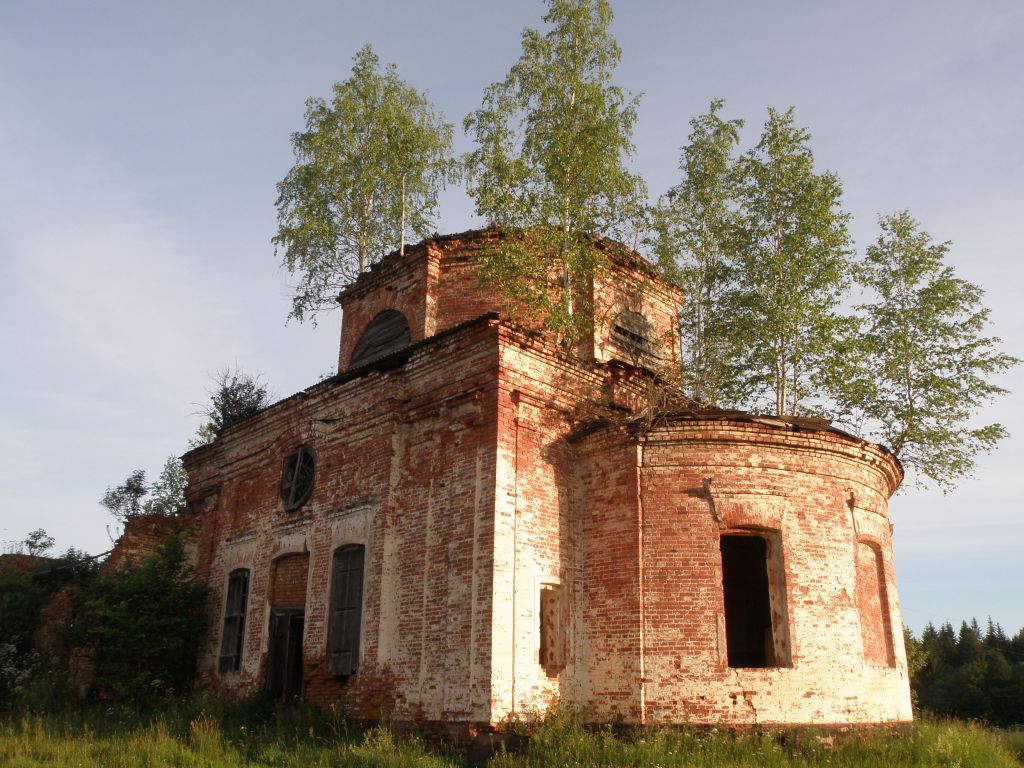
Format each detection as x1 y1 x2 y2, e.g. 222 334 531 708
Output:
574 416 911 726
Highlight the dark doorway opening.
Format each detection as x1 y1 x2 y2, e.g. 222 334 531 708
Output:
266 608 305 700
720 534 777 668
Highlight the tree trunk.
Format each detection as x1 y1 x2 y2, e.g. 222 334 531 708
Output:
399 174 406 256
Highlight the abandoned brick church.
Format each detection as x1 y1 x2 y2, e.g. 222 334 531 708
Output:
179 229 912 731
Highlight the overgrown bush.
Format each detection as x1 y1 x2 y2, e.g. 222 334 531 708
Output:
0 548 98 712
71 535 208 705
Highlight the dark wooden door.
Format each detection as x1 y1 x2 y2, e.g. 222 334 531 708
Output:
266 608 305 700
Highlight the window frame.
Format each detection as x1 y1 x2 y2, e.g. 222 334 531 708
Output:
218 568 250 674
719 530 791 669
326 544 365 678
280 445 316 511
349 309 411 368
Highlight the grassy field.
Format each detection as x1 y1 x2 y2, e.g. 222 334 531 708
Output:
0 701 1020 767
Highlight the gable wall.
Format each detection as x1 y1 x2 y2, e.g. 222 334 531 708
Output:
185 318 502 730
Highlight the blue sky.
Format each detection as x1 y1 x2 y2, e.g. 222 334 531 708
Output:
1 1 1021 635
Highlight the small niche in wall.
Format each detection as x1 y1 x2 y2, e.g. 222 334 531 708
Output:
856 540 896 667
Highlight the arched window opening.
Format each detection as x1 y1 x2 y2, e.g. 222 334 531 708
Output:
350 310 411 368
856 540 896 667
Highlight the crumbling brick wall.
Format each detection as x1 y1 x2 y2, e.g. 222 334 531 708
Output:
182 229 911 732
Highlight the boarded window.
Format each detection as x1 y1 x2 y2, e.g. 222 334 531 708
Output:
218 568 249 674
350 310 411 368
610 311 659 364
720 533 789 668
856 541 896 667
280 445 315 511
326 545 365 677
539 584 566 673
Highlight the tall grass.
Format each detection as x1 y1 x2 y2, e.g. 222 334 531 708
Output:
0 701 1019 767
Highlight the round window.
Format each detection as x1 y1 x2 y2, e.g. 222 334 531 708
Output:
280 445 316 511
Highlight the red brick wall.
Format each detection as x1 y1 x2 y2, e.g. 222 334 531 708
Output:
103 513 182 573
569 418 910 726
186 315 502 726
270 553 309 607
337 246 431 371
183 231 910 730
337 229 682 375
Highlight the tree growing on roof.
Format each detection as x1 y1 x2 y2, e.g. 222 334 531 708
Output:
100 458 188 522
463 0 647 344
728 107 854 417
652 99 745 406
828 211 1019 490
274 44 456 323
192 366 271 445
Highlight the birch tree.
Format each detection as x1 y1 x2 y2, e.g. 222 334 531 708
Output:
730 107 853 416
274 45 455 323
653 100 744 405
463 0 647 343
833 212 1019 489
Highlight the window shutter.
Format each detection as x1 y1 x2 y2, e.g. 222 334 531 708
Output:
327 545 364 677
539 584 566 672
218 569 249 673
350 310 411 368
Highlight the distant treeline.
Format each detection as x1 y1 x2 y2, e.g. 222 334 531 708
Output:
906 619 1024 726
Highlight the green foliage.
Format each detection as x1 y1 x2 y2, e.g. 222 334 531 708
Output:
729 107 854 416
656 104 855 417
830 211 1019 490
464 0 647 343
0 540 99 712
22 530 54 558
0 702 453 767
274 44 456 323
143 456 188 517
71 535 208 705
192 366 271 446
100 469 148 523
909 619 1024 726
100 457 188 522
653 105 1013 489
0 564 44 689
653 99 744 404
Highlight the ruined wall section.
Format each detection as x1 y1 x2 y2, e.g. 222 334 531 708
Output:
184 317 502 729
571 418 911 726
102 513 185 573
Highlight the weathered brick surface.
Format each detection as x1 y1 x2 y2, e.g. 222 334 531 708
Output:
182 230 911 730
270 553 309 607
102 513 183 574
569 419 911 726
